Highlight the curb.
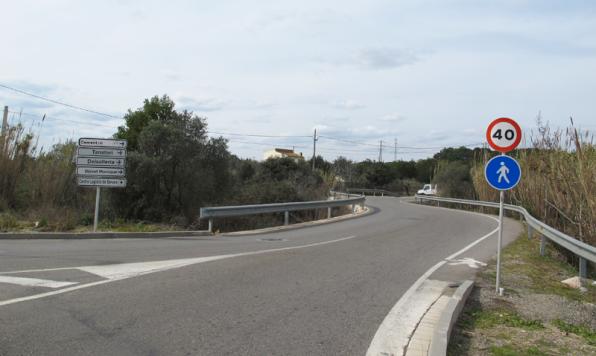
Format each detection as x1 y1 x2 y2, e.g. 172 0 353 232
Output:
428 280 474 356
0 230 212 240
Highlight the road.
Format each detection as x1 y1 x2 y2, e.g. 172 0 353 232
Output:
0 197 521 355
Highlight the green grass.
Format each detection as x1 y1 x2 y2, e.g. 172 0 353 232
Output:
489 345 547 356
553 319 596 346
0 215 189 234
465 309 544 331
489 233 596 303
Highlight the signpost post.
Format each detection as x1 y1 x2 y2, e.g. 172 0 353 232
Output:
485 118 522 295
76 138 127 232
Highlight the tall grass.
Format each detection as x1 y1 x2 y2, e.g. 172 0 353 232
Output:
472 120 595 247
0 123 36 211
0 124 94 231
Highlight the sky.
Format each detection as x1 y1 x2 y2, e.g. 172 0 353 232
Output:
1 0 595 161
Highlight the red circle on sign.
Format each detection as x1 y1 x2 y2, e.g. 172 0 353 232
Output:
486 117 522 152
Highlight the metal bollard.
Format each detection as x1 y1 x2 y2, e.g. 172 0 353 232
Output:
284 211 289 226
579 257 587 279
540 235 546 256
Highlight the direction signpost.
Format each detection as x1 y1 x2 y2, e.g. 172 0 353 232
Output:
485 117 522 295
76 137 128 232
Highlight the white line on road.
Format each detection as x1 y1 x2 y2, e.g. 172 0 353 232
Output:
0 276 78 289
0 235 357 307
366 222 499 356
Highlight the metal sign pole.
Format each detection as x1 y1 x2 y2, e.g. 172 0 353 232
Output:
485 117 522 296
496 189 504 294
93 187 100 232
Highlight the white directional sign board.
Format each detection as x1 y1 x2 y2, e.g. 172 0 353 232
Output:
79 138 127 148
78 177 127 188
77 147 126 158
77 167 125 177
76 157 125 168
76 137 128 189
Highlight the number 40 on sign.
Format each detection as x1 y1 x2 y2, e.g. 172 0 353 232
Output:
486 117 522 153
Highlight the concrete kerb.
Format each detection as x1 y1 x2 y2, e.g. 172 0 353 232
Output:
428 280 475 356
0 230 212 240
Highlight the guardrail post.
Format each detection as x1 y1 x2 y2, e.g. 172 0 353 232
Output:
527 224 533 239
208 219 213 233
540 235 546 256
284 211 289 226
579 257 587 279
327 207 331 219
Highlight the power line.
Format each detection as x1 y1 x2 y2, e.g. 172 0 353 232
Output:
318 135 379 147
207 131 311 138
8 110 118 128
0 83 120 119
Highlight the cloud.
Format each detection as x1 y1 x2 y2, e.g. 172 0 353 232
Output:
3 80 58 96
355 48 420 70
333 100 365 110
177 96 228 112
380 113 407 123
0 96 54 110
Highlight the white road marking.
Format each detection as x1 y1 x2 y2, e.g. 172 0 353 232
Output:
0 235 356 307
78 255 238 280
366 223 499 356
0 276 77 289
446 257 487 269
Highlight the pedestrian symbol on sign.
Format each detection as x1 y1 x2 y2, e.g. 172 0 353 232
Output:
484 155 521 191
497 162 510 184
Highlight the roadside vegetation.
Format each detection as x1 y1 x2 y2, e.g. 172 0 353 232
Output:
448 233 595 355
0 95 456 233
1 99 593 238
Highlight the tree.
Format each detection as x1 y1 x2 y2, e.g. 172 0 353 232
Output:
433 160 475 198
111 95 232 223
415 158 437 183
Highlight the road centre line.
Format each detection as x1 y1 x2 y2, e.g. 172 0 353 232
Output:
366 220 499 356
0 235 357 307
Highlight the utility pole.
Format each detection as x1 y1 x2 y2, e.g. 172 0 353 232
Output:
394 138 397 161
378 140 383 162
2 106 8 137
312 128 318 170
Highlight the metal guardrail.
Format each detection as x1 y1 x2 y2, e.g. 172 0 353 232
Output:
200 193 366 232
347 188 396 196
414 195 595 279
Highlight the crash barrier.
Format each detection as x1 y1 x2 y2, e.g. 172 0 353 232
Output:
346 188 396 196
200 193 366 233
415 195 595 279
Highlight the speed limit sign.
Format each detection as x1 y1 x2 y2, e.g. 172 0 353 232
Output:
486 117 522 152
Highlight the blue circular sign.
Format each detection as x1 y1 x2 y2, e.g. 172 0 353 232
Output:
484 155 521 190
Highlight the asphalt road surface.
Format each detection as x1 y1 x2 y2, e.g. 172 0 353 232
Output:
0 197 520 355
